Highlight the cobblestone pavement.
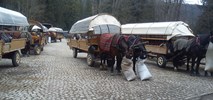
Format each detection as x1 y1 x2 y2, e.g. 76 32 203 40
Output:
0 39 212 100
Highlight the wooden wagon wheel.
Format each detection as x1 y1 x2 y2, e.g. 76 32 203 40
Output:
34 45 41 55
87 53 95 67
157 55 167 68
12 51 21 67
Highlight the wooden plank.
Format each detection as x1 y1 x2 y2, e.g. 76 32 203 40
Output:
10 38 26 51
145 45 167 54
141 37 167 41
3 43 10 53
78 39 88 51
0 41 3 55
68 39 79 48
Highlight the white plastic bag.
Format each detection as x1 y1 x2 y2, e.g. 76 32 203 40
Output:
205 42 213 71
121 57 136 81
136 58 152 80
48 37 51 43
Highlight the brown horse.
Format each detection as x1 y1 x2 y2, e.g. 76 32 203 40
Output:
99 33 130 75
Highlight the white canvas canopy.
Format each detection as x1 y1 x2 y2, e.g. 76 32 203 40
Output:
0 7 29 26
32 25 41 31
48 27 63 32
121 21 194 40
69 14 121 34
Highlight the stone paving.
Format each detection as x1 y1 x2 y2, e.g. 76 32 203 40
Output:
0 39 212 100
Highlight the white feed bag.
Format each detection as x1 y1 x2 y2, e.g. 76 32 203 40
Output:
205 42 213 71
121 57 136 81
48 37 51 43
136 58 152 80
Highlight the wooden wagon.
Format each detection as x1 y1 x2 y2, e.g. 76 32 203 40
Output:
67 13 121 66
121 21 195 67
0 7 28 66
48 27 64 42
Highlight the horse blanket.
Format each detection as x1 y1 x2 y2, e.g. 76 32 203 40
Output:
99 33 114 52
173 38 193 52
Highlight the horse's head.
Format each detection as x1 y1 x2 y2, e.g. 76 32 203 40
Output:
126 35 147 59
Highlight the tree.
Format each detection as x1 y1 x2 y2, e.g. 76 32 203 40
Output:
195 0 213 34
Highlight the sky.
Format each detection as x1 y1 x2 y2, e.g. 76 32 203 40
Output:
184 0 202 5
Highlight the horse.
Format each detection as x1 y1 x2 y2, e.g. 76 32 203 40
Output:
99 33 131 75
125 35 148 73
20 32 32 56
172 32 213 76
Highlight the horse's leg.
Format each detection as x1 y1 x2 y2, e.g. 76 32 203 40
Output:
204 71 208 76
186 55 190 71
132 55 136 73
173 51 179 71
107 56 115 75
116 53 122 74
100 53 104 70
173 55 178 71
190 57 196 75
27 42 31 56
195 57 202 76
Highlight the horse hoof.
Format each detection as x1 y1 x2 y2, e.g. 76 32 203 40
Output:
110 72 115 76
196 73 200 76
116 71 122 75
190 72 195 76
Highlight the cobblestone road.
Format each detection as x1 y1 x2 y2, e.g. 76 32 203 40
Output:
0 39 212 100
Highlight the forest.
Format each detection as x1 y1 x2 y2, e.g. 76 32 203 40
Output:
0 0 213 34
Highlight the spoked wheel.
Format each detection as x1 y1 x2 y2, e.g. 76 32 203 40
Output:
157 55 167 68
12 51 21 67
87 53 95 67
34 45 41 55
73 48 78 58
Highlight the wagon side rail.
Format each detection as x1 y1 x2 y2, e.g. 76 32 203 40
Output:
3 38 26 54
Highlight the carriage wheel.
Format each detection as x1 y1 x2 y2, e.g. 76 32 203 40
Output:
73 48 78 58
34 45 41 55
12 51 21 67
87 53 95 67
157 55 167 68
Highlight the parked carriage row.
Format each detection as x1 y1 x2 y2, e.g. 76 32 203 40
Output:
0 7 65 67
67 13 196 69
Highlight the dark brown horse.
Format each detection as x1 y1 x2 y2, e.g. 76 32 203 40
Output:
125 35 147 73
173 32 213 76
99 33 130 75
20 32 32 56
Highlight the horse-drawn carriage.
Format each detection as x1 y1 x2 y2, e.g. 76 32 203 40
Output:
122 21 195 67
0 7 28 66
22 20 48 55
48 27 64 42
67 14 121 66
